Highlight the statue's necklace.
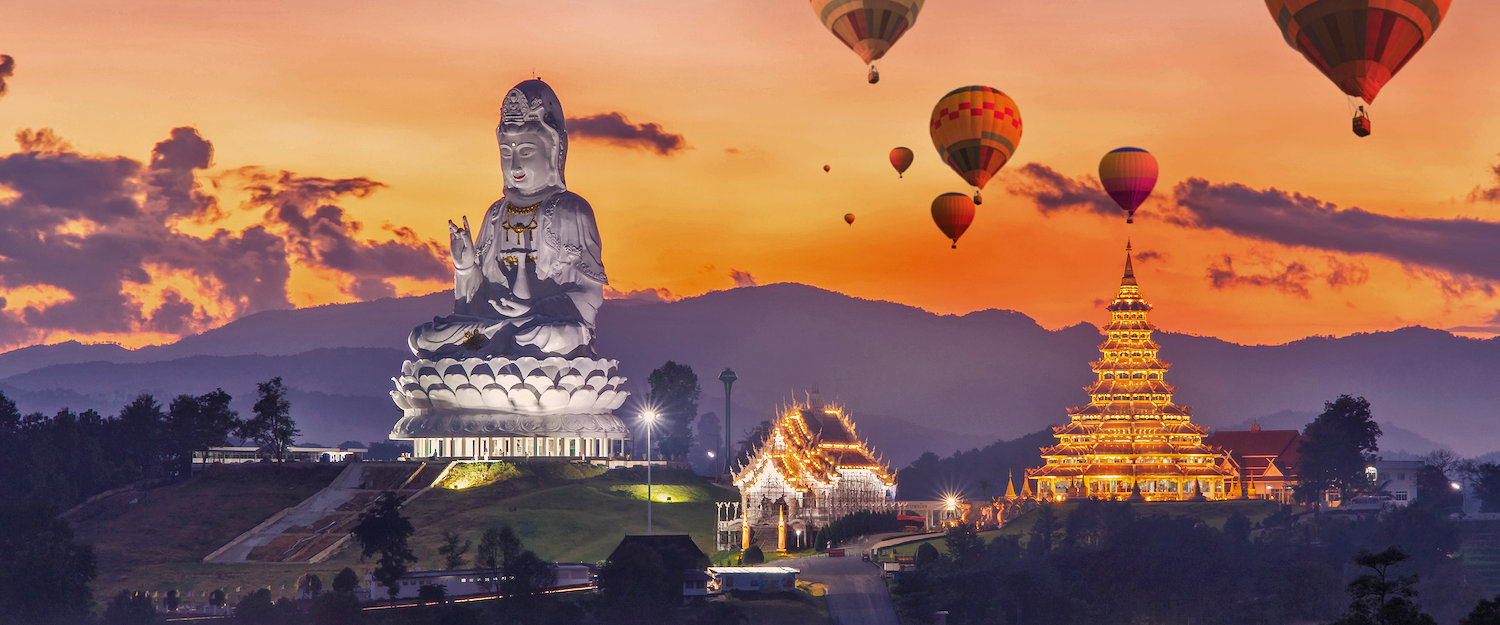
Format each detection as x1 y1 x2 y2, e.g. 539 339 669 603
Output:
502 201 540 241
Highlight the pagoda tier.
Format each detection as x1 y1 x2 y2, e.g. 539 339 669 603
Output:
1026 243 1234 501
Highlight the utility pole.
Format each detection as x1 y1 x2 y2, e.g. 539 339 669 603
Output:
719 368 737 477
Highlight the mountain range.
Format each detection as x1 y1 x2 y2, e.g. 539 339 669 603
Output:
0 282 1490 466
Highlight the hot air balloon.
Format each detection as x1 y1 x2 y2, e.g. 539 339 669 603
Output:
844 213 856 225
931 192 975 249
1265 0 1451 136
1098 147 1158 224
810 0 924 84
824 164 831 173
889 147 914 178
930 86 1022 199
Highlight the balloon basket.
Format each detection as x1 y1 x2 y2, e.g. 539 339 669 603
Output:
1352 115 1371 137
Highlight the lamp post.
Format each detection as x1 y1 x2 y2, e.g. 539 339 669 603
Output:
719 368 737 476
642 409 658 535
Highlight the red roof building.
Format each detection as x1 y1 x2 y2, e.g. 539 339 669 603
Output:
1203 425 1305 503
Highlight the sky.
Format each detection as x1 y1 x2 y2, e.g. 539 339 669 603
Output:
3 0 1500 350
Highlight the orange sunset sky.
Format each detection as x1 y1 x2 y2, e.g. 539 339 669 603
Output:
3 0 1500 350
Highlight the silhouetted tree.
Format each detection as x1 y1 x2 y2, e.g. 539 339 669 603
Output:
648 361 700 461
438 529 471 570
102 590 155 625
1299 394 1381 506
331 568 360 594
119 393 168 481
234 588 277 624
1476 464 1500 513
351 492 416 599
734 420 772 469
166 388 241 478
597 542 672 625
1461 595 1500 625
310 589 362 625
0 500 97 625
742 545 764 564
238 377 298 462
1331 547 1437 625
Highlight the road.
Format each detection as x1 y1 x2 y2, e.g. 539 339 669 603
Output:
783 537 900 625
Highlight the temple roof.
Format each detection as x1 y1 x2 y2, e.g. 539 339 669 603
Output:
1203 428 1304 478
732 395 895 491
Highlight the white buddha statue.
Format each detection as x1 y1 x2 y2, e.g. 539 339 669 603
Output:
409 79 606 359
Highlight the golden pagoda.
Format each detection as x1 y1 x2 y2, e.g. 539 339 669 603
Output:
1026 243 1235 501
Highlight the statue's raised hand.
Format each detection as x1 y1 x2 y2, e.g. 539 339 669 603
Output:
449 216 475 269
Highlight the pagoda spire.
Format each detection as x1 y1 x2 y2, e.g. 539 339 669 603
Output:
1121 239 1137 286
1004 470 1017 499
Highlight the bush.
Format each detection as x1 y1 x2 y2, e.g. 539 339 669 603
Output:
743 545 765 564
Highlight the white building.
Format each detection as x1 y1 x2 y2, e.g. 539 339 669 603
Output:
365 563 594 600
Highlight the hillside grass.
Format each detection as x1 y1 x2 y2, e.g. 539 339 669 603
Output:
67 463 346 603
72 461 738 608
877 499 1293 560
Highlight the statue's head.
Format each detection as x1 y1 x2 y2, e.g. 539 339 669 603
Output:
498 79 567 202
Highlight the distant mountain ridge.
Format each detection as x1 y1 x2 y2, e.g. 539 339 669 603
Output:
2 283 1496 464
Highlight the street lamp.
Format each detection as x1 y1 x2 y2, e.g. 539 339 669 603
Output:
641 409 658 535
719 368 737 476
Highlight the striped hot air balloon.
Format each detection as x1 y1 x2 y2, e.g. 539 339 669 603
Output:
1265 0 1451 136
889 147 914 178
1098 147 1158 224
931 192 976 249
929 86 1022 204
810 0 924 83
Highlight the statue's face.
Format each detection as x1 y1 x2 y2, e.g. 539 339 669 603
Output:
499 124 558 198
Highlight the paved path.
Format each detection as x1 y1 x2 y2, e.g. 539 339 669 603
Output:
783 536 900 625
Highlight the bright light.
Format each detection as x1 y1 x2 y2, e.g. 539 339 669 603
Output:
1452 482 1463 491
945 496 958 510
641 409 658 424
706 451 715 458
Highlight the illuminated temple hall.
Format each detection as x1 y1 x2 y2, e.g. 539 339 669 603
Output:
1027 244 1234 501
724 395 896 552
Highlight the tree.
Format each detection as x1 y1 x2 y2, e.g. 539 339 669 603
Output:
438 529 471 570
209 588 227 612
1331 547 1437 625
118 393 168 481
1026 504 1058 556
915 542 941 569
597 542 673 625
1298 395 1381 505
298 573 323 599
1413 463 1461 515
165 588 180 612
0 500 98 625
238 377 298 463
417 584 447 605
476 525 521 595
742 545 764 564
648 361 700 461
166 389 241 478
501 549 555 610
734 420 773 469
102 590 155 625
331 568 360 594
1473 464 1500 513
1461 595 1500 625
234 588 277 624
351 492 416 599
309 590 362 625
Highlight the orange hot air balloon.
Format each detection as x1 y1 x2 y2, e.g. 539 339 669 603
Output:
930 86 1022 196
1265 0 1451 136
810 0 924 83
931 192 975 249
824 164 831 173
1098 147 1158 224
844 213 856 225
889 147 914 178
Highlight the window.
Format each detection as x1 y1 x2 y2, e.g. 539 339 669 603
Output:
1393 491 1408 501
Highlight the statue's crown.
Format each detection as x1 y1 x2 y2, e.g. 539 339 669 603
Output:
501 89 546 125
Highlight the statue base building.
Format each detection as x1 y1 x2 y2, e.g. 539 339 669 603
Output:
390 355 630 460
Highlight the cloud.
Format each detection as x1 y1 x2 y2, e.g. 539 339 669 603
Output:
1005 163 1119 218
1134 249 1164 263
1171 178 1500 284
566 112 685 155
0 127 446 347
1447 310 1500 334
1469 158 1500 203
603 286 678 303
1204 253 1370 298
1206 256 1314 298
0 55 12 97
729 269 756 288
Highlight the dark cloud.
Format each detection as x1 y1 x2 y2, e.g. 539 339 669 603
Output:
1469 158 1500 203
0 55 12 97
729 269 756 288
0 127 446 347
603 286 677 303
1447 310 1500 334
1005 163 1119 218
1207 256 1314 298
1205 253 1370 298
1172 178 1500 284
566 112 685 155
1134 250 1164 263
